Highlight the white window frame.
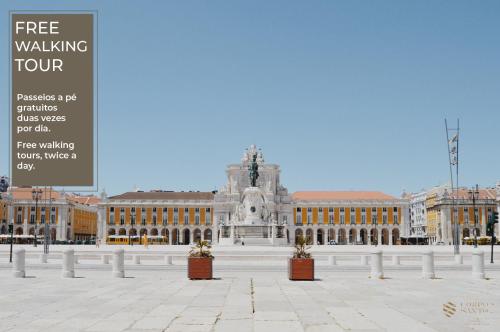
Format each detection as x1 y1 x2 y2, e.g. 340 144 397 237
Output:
163 208 168 225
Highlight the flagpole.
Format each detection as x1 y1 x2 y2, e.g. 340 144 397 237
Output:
445 119 460 255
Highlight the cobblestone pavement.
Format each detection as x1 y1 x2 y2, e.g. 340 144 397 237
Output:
1 266 499 332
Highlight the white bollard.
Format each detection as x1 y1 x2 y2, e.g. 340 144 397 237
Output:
133 255 141 265
165 255 173 265
422 249 435 279
62 249 75 278
392 255 400 265
454 254 463 265
101 254 110 264
74 255 79 265
370 250 383 279
360 255 368 266
40 253 48 263
112 249 125 278
13 248 26 278
472 249 485 279
328 255 336 266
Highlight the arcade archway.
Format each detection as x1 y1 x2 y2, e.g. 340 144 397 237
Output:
317 229 324 245
183 228 190 245
204 229 212 242
360 228 368 245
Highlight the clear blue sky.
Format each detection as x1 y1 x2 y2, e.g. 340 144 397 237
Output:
1 0 499 197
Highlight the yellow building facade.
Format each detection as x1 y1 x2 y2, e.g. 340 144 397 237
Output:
102 191 215 244
0 188 99 243
69 196 99 241
0 199 6 224
98 189 408 246
292 192 407 245
425 187 496 244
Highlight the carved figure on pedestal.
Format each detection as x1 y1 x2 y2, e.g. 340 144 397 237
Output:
248 153 259 187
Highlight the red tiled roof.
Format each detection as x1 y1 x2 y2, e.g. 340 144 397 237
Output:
67 195 100 205
108 191 214 201
8 187 61 200
449 188 496 200
292 191 396 201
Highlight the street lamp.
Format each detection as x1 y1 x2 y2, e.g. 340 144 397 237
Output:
32 189 42 247
468 184 480 248
130 212 135 246
371 217 378 246
44 195 54 255
7 191 14 263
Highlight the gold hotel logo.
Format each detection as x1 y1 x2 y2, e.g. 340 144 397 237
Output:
443 302 457 317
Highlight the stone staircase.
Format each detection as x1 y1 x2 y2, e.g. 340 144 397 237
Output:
235 226 269 238
234 237 273 246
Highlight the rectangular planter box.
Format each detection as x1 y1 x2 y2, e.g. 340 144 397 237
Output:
188 257 213 280
288 258 314 281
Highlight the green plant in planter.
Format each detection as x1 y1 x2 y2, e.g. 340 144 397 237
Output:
189 239 214 258
293 235 312 259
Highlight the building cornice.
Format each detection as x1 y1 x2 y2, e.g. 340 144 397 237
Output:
291 199 408 206
101 199 214 206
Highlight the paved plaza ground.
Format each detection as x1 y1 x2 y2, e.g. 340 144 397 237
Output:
1 245 500 332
